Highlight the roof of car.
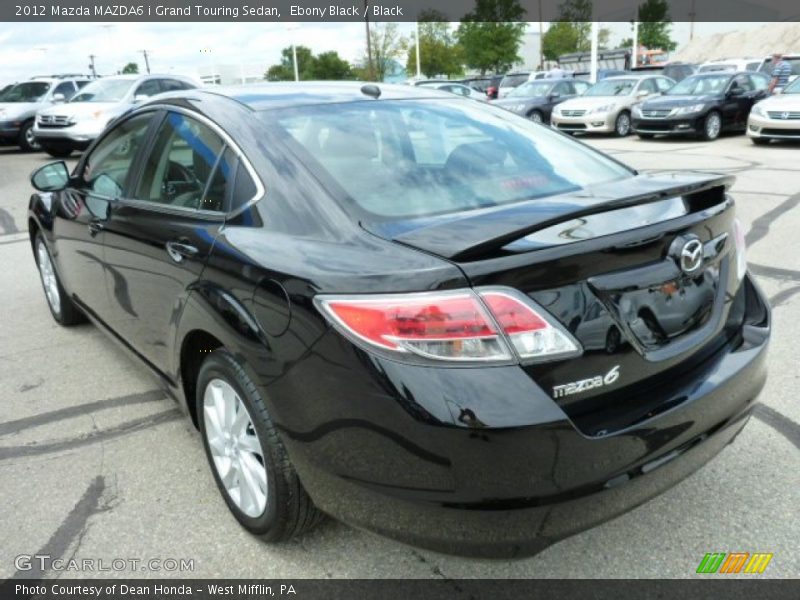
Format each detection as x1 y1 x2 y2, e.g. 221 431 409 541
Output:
206 81 450 111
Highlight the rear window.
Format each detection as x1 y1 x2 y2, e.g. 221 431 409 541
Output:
500 74 529 88
264 99 632 220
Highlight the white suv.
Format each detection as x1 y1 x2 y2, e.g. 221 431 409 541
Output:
34 74 198 157
0 76 91 151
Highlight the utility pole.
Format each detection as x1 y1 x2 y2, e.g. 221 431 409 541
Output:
88 55 97 78
632 21 638 68
538 0 544 69
140 50 151 74
364 0 374 80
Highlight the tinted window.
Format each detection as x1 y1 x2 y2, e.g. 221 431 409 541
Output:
134 79 161 98
160 79 193 92
268 99 632 220
666 74 730 95
76 80 91 89
750 74 769 90
2 81 50 102
553 82 571 95
52 81 76 98
731 74 753 92
507 81 552 97
500 74 530 88
83 113 153 198
202 147 236 212
639 79 658 94
134 112 225 210
232 162 258 210
655 78 673 92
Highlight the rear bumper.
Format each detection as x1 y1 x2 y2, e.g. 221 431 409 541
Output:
632 115 704 135
277 277 770 557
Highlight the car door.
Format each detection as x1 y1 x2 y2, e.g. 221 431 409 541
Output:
101 110 236 370
729 74 756 128
53 111 157 321
545 82 573 118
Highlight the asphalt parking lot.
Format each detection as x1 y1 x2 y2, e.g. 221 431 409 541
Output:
1 133 798 580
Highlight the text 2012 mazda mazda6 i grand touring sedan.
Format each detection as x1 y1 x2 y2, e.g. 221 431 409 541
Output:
27 82 770 558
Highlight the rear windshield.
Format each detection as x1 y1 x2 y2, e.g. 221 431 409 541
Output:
500 74 529 88
264 99 632 220
666 74 730 95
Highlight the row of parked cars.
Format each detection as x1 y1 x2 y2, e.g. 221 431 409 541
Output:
0 73 197 155
474 64 800 144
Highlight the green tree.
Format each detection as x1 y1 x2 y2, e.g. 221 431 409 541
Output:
311 51 352 80
542 0 605 60
542 22 580 60
636 0 677 51
406 9 463 78
456 0 527 74
366 23 406 81
265 46 315 81
121 62 139 74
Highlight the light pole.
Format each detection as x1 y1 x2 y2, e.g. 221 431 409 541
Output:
88 54 97 79
632 21 638 68
292 44 299 81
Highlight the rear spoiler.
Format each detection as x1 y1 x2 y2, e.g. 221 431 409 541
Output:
389 172 734 262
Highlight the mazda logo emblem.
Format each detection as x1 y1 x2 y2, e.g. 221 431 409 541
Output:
679 239 704 275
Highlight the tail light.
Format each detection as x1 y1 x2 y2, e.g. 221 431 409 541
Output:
315 288 581 364
733 218 747 281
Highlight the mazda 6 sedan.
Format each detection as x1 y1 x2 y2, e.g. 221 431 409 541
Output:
28 82 770 557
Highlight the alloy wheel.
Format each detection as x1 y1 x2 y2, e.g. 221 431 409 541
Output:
203 378 268 518
706 113 721 140
25 126 41 150
36 239 61 315
616 113 631 136
529 111 543 123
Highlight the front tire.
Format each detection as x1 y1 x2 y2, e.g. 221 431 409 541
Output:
528 110 544 124
197 350 324 541
614 111 631 137
701 111 722 141
18 121 41 152
34 232 84 325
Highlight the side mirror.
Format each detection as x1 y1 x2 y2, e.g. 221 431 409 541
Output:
52 93 66 104
727 87 744 97
31 162 70 192
636 89 650 98
549 93 561 101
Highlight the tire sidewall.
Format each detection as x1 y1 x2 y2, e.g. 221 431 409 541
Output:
615 111 631 137
34 233 64 322
196 351 281 536
529 110 543 124
19 121 40 152
704 112 721 140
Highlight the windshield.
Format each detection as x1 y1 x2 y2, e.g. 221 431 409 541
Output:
264 99 632 220
71 79 135 103
507 81 553 98
783 77 800 94
1 81 50 102
584 79 635 96
666 74 730 95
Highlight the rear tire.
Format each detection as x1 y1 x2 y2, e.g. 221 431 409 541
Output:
197 349 324 541
34 232 84 325
18 121 41 152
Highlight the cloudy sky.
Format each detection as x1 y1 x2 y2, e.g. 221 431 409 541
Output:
0 21 766 85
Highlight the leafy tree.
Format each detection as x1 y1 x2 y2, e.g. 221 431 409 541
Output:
311 51 352 80
406 9 463 78
635 0 677 51
121 62 139 74
542 22 581 61
265 46 315 81
542 0 607 60
456 0 527 74
365 23 406 81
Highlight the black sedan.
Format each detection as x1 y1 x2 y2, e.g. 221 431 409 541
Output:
28 82 770 558
632 71 770 140
492 79 590 123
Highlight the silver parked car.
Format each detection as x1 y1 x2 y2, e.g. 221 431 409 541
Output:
416 81 486 100
0 75 91 151
33 74 197 157
551 75 675 137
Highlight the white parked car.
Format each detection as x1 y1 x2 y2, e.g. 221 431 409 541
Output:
416 81 486 100
698 58 763 74
33 74 197 157
747 76 800 144
551 75 675 137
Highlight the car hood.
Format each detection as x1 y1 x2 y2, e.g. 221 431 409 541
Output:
642 94 719 108
37 101 129 118
494 97 546 108
557 96 628 110
753 93 800 110
0 102 41 119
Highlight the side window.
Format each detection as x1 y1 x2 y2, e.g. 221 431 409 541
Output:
655 78 673 92
76 80 91 89
232 162 258 211
573 81 590 94
733 74 753 92
750 74 769 91
639 79 657 94
53 81 76 99
554 82 570 95
134 79 161 99
133 112 225 210
83 113 153 198
747 62 760 72
160 79 191 92
203 147 236 211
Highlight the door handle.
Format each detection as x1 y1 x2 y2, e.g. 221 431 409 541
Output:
88 220 104 237
165 240 199 263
